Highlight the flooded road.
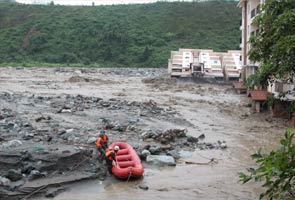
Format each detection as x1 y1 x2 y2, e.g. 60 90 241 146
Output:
0 67 290 200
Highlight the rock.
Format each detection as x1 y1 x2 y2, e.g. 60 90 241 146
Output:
58 129 66 135
22 163 35 174
160 144 172 150
141 131 150 139
142 144 151 150
205 143 215 149
197 134 205 140
0 176 11 186
128 118 139 124
35 116 46 122
113 124 126 132
149 145 161 155
5 169 23 182
23 133 34 140
23 123 31 127
141 149 151 160
66 129 74 134
74 70 82 74
28 170 47 181
187 136 198 143
87 137 97 144
1 140 22 149
100 101 111 107
8 179 25 190
45 133 53 142
146 155 176 166
45 189 58 198
220 143 227 149
166 150 180 159
138 184 149 190
61 109 72 113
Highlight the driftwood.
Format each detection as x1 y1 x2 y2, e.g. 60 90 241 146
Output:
183 158 218 165
20 185 48 200
69 157 90 171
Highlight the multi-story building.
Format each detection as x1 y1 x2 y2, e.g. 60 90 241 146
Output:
238 0 295 116
238 0 264 82
237 0 266 113
168 48 241 80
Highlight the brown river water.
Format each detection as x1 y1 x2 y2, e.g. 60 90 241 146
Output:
0 67 290 200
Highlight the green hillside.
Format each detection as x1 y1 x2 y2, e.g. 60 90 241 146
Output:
0 1 241 67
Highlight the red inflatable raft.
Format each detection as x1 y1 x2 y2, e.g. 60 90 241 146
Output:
108 142 144 179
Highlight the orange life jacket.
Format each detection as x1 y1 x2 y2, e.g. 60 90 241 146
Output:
105 150 115 161
102 135 108 143
96 137 102 147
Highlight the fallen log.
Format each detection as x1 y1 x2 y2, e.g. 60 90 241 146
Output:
182 158 218 165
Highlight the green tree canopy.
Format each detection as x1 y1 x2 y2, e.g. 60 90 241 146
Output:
249 0 295 86
0 1 241 67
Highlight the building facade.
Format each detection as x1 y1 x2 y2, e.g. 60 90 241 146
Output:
238 0 295 116
168 48 242 81
238 0 264 81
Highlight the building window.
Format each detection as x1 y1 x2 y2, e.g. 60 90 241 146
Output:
251 9 256 18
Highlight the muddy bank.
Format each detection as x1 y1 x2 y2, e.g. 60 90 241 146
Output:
0 67 290 199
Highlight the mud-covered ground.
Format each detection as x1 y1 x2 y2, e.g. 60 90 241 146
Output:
0 67 290 200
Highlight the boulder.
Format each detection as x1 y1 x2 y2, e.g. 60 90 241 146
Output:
141 149 151 160
1 140 22 149
149 145 161 155
5 169 23 182
0 176 11 186
86 137 97 144
166 150 180 160
146 155 176 166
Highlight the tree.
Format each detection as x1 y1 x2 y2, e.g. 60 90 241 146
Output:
239 128 295 199
248 0 295 87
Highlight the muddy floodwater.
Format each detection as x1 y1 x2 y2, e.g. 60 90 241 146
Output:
0 67 290 200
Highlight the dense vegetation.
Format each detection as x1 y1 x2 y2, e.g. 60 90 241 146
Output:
0 1 241 67
248 0 295 87
240 129 295 199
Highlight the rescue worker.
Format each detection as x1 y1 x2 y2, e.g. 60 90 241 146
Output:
95 130 109 161
105 146 120 174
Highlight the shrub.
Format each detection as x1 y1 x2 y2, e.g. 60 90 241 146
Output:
239 128 295 199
